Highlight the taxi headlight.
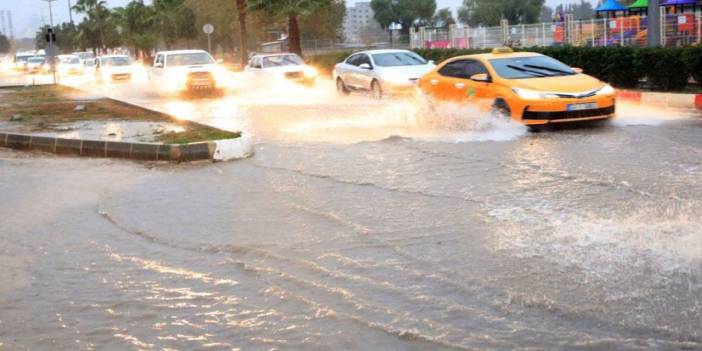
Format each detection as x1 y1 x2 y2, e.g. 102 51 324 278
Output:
303 66 317 78
513 88 556 100
596 84 615 96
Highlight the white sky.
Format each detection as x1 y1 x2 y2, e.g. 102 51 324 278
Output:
1 0 594 39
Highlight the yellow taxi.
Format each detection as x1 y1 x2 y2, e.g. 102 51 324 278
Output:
418 48 616 125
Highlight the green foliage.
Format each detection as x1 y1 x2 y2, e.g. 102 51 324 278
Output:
113 1 157 57
555 0 594 21
432 8 456 28
0 34 10 54
311 46 699 92
370 0 437 32
458 0 544 27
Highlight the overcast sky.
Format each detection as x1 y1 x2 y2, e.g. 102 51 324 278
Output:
1 0 595 39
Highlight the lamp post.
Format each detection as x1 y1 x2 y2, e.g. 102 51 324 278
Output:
648 0 661 46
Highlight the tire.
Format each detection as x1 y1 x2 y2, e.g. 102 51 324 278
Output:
371 80 383 99
336 78 350 96
491 99 511 119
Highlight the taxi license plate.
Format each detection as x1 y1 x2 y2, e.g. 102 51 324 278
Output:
567 102 597 111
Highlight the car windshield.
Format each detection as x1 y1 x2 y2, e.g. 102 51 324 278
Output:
74 52 95 60
28 57 45 63
167 53 214 66
372 52 427 67
102 57 131 66
489 55 576 79
261 55 303 67
62 57 80 64
16 56 31 63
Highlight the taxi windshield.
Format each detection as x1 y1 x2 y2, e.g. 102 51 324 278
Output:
62 57 80 64
372 52 427 67
489 55 576 79
167 53 214 66
262 55 303 67
101 57 131 66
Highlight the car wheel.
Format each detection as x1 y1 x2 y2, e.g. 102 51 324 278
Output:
371 80 383 99
491 99 511 119
336 78 350 96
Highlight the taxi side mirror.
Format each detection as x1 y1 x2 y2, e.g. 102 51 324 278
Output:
470 73 491 83
572 67 583 74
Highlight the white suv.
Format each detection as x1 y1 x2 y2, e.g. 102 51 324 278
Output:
149 50 225 92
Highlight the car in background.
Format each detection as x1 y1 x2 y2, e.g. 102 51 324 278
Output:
72 51 96 67
418 47 616 126
333 49 435 98
14 52 34 71
149 50 226 93
25 56 49 74
245 53 317 85
56 55 83 75
96 55 134 82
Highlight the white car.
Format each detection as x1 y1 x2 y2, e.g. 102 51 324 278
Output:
149 50 226 93
96 55 134 82
245 53 317 84
56 55 83 75
72 51 96 67
25 56 48 74
333 49 435 98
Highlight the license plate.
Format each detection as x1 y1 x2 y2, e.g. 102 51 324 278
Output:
567 102 597 111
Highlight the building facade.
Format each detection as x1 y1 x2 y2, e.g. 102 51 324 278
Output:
343 2 379 43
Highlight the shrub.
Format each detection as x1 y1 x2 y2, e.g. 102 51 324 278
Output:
682 45 702 87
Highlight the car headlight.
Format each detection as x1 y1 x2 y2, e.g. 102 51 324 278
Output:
303 66 317 78
596 84 615 96
513 88 558 100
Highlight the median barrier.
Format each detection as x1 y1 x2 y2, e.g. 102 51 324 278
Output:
617 90 702 111
0 132 250 162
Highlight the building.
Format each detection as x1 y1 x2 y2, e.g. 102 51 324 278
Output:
343 2 379 43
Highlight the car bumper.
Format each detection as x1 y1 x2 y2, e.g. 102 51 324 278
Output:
516 96 616 125
383 80 420 95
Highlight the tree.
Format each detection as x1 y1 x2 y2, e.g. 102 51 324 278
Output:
0 34 10 54
73 0 111 52
237 0 248 65
432 8 455 28
299 0 345 42
555 1 594 21
458 0 544 27
540 5 553 22
153 0 198 49
371 0 436 34
249 0 332 56
113 1 157 59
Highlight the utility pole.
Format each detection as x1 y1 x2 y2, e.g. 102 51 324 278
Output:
41 0 57 84
648 0 660 47
7 11 13 39
67 0 73 24
0 11 5 36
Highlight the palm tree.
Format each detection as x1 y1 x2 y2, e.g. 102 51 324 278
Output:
72 0 109 52
236 0 248 66
249 0 331 56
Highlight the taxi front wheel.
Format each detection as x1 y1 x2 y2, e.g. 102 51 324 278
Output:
491 99 511 119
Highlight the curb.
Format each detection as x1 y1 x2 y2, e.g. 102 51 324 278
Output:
617 90 702 111
0 132 251 162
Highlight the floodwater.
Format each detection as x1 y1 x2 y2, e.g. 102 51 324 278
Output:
1 73 702 350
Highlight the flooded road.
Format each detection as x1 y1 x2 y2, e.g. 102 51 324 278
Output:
2 73 702 350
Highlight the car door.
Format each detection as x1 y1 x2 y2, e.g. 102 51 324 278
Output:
338 54 360 88
151 54 165 83
355 54 374 90
431 59 493 102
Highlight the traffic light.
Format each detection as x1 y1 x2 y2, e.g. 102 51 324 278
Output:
45 28 56 43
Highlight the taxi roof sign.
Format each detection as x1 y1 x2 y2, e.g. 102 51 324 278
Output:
491 47 514 54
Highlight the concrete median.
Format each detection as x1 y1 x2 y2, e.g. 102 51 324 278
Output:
0 132 249 162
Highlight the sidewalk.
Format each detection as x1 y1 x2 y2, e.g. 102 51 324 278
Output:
617 90 702 111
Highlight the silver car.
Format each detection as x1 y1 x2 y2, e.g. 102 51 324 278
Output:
333 49 435 98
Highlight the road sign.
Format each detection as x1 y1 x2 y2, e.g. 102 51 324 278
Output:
203 24 214 34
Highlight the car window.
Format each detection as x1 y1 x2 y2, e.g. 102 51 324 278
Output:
346 54 361 66
357 54 372 67
438 60 487 79
101 57 131 66
166 52 214 66
155 55 163 67
372 52 427 67
262 54 303 67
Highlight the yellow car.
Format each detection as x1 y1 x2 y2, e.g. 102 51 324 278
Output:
418 48 616 125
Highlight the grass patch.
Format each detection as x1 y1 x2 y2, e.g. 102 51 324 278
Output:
0 85 240 144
